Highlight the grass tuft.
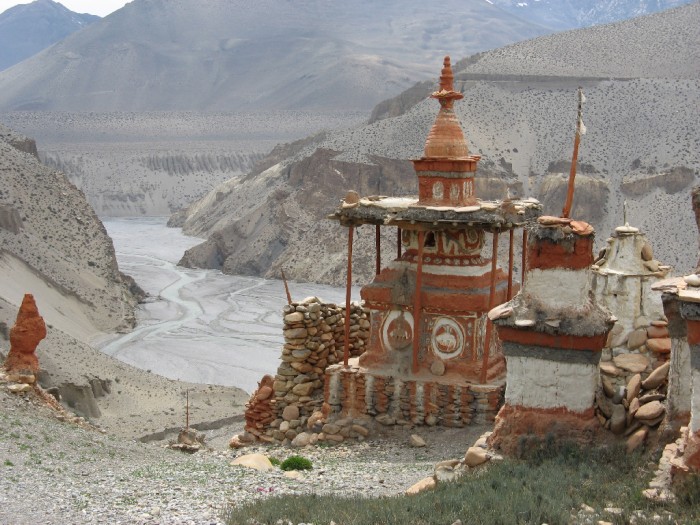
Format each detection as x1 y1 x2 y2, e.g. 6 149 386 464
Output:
280 455 312 472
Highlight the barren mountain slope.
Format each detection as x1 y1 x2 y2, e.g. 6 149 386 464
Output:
178 4 700 286
0 124 138 335
0 0 554 112
0 126 248 437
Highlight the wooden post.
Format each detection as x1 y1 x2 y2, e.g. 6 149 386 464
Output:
507 229 514 299
281 269 293 304
562 87 584 219
480 229 499 383
521 228 528 286
397 227 402 259
411 230 425 375
375 225 381 276
185 389 190 430
343 226 354 367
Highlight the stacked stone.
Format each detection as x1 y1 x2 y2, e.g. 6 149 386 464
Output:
599 320 671 400
595 361 670 451
336 303 370 357
238 298 370 445
324 365 502 428
241 375 276 443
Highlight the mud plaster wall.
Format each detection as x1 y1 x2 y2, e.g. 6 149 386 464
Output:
502 343 599 413
666 338 692 420
524 268 590 309
593 276 664 336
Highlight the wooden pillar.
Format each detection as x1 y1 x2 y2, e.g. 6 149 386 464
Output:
397 227 402 259
521 228 528 286
480 229 500 383
375 225 381 276
507 228 514 299
343 226 354 367
411 230 425 375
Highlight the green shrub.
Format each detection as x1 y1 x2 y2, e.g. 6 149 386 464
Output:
280 455 312 471
268 456 281 467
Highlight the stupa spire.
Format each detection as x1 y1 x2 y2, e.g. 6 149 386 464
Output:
413 56 480 206
423 56 468 159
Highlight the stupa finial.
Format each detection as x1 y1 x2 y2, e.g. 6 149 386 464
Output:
431 56 463 110
439 56 455 92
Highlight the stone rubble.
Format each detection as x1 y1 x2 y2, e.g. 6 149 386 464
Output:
0 375 489 525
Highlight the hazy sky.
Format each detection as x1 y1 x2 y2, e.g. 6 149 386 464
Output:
0 0 131 16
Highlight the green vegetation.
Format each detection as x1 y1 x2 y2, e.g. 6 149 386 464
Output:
279 455 313 472
225 445 699 525
268 457 282 467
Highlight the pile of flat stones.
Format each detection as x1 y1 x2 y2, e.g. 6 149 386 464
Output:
337 303 370 357
233 297 370 446
595 358 670 452
601 318 671 377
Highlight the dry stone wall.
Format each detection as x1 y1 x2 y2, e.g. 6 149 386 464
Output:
242 297 370 445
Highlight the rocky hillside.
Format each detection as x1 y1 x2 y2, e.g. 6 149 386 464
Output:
0 0 98 71
0 123 138 335
0 0 559 112
177 3 700 286
0 123 249 436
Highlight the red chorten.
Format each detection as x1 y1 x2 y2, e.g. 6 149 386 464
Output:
327 57 541 426
4 294 46 373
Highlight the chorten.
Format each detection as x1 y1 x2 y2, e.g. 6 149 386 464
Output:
325 57 541 427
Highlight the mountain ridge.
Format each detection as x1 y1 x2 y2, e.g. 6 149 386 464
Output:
176 3 700 286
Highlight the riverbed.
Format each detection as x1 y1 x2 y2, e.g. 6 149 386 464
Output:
98 217 354 392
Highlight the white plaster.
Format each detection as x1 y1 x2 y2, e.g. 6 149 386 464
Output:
504 356 598 412
523 268 590 309
390 378 403 417
667 338 692 418
327 372 340 406
365 374 375 413
592 272 665 345
596 231 666 276
387 259 493 278
415 383 425 421
691 368 700 434
360 197 417 209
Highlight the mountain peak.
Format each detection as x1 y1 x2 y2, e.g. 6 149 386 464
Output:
0 0 99 71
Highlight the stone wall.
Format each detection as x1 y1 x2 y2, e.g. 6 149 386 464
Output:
242 297 370 444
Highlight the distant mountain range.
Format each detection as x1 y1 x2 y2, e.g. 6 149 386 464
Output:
0 0 98 71
0 0 689 112
490 0 694 30
176 2 700 286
